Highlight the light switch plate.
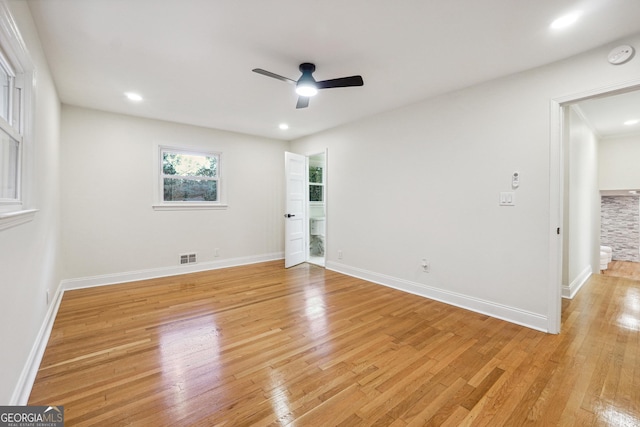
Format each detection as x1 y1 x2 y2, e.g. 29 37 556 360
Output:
499 192 515 206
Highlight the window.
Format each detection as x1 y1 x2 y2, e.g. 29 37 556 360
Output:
309 165 324 202
0 2 36 231
154 146 226 210
0 50 22 204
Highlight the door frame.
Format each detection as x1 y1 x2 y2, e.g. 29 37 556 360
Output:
549 78 640 333
306 149 328 266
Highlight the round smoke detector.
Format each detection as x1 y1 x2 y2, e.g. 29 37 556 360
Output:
608 45 635 65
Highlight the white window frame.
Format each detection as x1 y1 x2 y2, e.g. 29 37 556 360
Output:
0 1 37 231
0 56 21 202
152 145 228 211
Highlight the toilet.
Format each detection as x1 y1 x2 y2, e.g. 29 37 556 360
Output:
309 217 325 257
600 246 612 271
309 217 325 236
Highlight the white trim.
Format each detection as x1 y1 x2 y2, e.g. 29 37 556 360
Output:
304 149 328 265
553 79 640 105
60 252 283 291
549 78 640 335
547 99 563 334
562 265 592 299
0 3 32 70
0 1 35 216
571 105 601 138
326 261 549 332
10 280 64 405
0 208 36 231
10 252 284 404
0 112 22 143
152 203 228 211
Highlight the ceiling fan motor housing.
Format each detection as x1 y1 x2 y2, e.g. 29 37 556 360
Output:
252 62 363 108
296 63 318 96
299 63 316 74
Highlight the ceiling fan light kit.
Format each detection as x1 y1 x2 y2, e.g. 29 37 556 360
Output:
253 62 364 109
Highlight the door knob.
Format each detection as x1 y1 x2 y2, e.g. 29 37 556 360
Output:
284 214 296 218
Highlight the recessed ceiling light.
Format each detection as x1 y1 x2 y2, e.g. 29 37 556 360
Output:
125 92 143 102
279 123 289 130
550 11 582 30
624 119 639 126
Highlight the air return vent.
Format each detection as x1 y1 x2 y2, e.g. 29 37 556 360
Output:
180 253 197 265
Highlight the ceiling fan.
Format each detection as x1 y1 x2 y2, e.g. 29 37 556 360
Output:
252 63 364 109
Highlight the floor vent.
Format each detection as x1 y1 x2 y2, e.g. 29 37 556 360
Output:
180 253 197 265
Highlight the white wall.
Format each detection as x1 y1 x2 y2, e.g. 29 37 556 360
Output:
562 107 600 297
0 1 61 404
60 106 287 280
290 33 640 331
2 3 639 403
599 134 640 190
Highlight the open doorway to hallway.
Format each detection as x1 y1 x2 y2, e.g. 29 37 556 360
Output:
563 89 640 292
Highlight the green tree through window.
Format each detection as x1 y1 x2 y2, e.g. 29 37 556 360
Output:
309 166 323 202
161 149 219 202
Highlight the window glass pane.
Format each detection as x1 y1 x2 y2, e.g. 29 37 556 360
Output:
309 184 323 202
0 65 10 122
309 166 323 184
164 178 217 202
163 151 217 178
12 86 20 129
0 127 18 199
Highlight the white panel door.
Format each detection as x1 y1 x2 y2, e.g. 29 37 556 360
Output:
284 152 307 268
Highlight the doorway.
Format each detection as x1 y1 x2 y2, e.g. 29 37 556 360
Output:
284 150 327 269
562 90 640 290
307 152 326 267
551 81 640 333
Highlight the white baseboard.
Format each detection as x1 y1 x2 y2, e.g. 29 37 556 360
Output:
10 252 283 405
10 282 64 405
562 265 592 299
61 252 284 291
326 261 549 333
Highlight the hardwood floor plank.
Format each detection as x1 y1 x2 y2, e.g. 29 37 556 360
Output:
440 406 470 427
403 378 468 427
503 358 558 425
29 261 640 425
294 383 368 426
460 366 504 411
423 381 475 426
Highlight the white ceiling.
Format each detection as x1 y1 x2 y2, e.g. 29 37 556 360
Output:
26 0 640 141
577 90 640 138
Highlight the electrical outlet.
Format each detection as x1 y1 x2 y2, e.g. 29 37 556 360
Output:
46 289 49 304
338 250 343 260
421 259 430 273
214 248 220 257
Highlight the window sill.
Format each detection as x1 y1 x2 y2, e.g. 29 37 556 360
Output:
152 203 228 211
0 209 38 231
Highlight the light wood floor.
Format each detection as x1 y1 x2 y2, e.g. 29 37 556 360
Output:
602 260 640 281
29 261 640 426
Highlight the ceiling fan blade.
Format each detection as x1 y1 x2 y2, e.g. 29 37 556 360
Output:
252 68 296 84
296 96 310 109
316 75 364 89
